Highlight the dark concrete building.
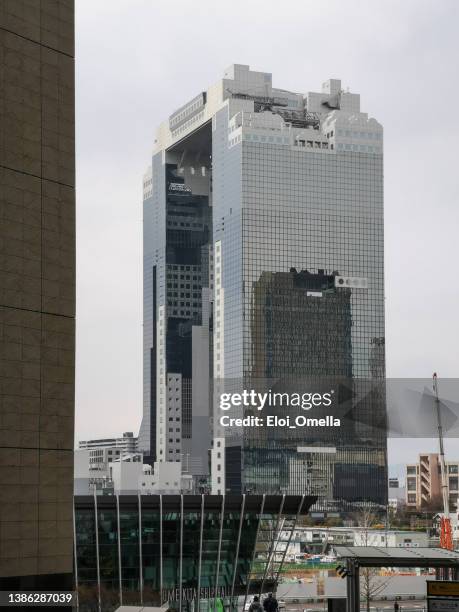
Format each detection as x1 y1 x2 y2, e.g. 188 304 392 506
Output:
0 0 75 589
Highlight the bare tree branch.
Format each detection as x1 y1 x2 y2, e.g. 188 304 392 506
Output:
354 507 391 612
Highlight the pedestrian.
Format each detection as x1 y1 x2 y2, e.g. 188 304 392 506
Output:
394 601 399 612
263 593 279 612
249 596 263 612
215 597 224 612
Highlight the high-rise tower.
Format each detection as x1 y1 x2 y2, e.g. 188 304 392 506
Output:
140 65 386 508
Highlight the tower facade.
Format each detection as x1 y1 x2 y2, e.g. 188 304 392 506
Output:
0 1 75 589
141 65 386 509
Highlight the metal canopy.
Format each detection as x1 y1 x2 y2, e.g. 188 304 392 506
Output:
335 546 459 567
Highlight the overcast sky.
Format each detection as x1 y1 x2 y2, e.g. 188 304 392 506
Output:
74 0 459 468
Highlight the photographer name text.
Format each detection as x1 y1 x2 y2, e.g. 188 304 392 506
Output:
219 414 341 428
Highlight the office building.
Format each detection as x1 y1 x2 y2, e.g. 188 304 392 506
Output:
79 430 138 452
76 432 140 493
74 449 192 496
0 1 75 590
140 64 386 508
86 446 140 470
406 454 459 511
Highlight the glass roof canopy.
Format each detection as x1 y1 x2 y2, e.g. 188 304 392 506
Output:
74 494 317 611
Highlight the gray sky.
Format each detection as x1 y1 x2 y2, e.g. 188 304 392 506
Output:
75 0 459 468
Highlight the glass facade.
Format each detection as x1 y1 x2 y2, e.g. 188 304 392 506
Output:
211 83 386 509
141 501 161 603
240 146 384 381
139 150 166 460
140 127 213 478
74 494 314 611
97 502 120 610
141 66 387 512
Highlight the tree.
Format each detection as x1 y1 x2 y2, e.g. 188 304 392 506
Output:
354 507 391 612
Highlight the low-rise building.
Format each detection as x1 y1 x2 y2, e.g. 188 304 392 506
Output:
353 529 428 548
74 447 192 495
76 432 142 480
74 449 110 495
79 431 138 452
406 454 459 511
275 526 427 561
111 461 193 495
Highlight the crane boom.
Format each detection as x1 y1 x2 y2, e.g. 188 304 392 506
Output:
433 373 449 518
433 373 453 550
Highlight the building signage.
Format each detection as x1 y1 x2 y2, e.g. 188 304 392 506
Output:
428 581 459 597
168 182 191 193
162 585 232 602
427 598 459 612
334 275 368 289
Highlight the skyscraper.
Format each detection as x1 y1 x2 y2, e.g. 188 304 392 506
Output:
141 65 386 509
0 1 75 590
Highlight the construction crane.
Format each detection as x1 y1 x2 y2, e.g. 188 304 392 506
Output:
433 372 454 550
